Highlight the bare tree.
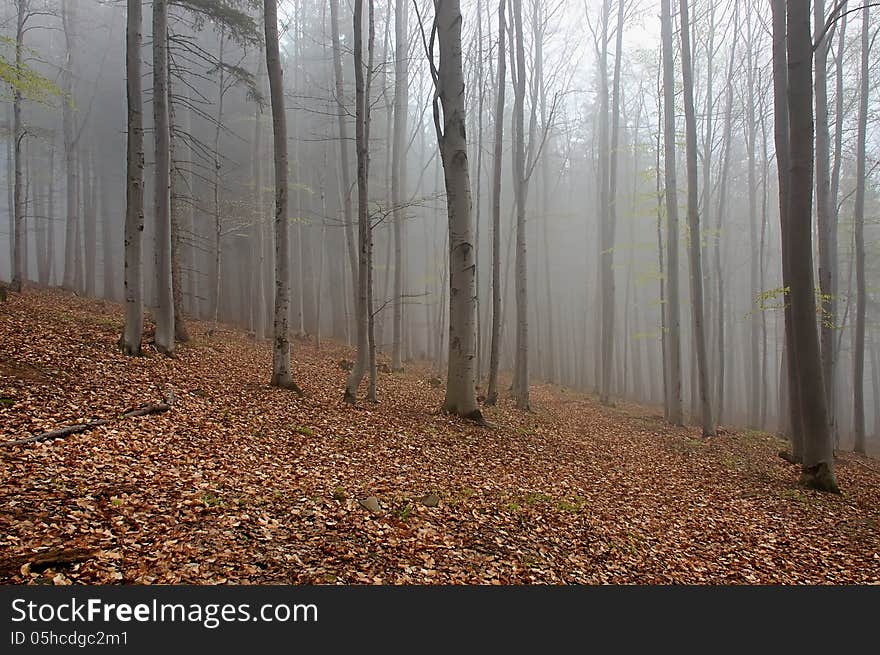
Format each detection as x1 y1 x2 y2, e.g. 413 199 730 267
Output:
784 0 837 491
678 0 714 436
391 0 408 372
853 3 870 454
153 0 175 355
123 0 144 357
265 0 302 394
660 0 682 426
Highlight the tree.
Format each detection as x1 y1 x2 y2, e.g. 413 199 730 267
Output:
678 0 714 437
343 0 374 404
815 0 835 436
9 0 26 292
511 0 530 410
264 0 302 394
153 0 175 356
61 0 78 291
330 0 359 324
660 0 682 426
485 0 506 407
391 0 408 372
123 0 145 357
853 4 869 454
784 0 837 491
423 0 484 422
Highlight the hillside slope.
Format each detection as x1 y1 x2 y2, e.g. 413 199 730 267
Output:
1 289 878 584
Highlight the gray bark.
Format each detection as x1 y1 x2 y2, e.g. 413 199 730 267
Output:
152 0 175 355
265 0 301 393
679 0 714 437
123 0 144 356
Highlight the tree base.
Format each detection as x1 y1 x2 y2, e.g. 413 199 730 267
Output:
799 463 840 494
271 376 304 397
342 388 357 405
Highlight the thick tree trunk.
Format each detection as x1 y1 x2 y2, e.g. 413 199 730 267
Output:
660 0 682 426
678 0 714 437
435 0 483 422
786 0 837 491
771 0 802 459
853 4 869 454
123 0 144 356
152 0 175 355
485 0 506 407
265 0 301 393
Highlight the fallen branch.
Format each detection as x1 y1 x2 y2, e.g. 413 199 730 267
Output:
0 548 98 575
2 400 172 447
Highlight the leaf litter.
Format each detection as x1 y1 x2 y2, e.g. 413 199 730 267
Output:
1 289 878 584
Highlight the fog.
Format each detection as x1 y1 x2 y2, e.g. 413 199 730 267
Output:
2 0 877 457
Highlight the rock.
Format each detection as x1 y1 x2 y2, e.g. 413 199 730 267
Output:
419 493 440 508
358 496 381 514
428 377 442 388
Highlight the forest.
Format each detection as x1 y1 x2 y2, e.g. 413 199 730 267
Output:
0 0 879 585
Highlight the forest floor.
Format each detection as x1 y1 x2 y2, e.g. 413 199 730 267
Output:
1 288 879 584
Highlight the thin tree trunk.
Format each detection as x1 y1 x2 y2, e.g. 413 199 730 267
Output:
152 0 174 355
62 1 78 291
853 4 869 454
486 0 506 407
10 1 25 291
168 62 189 342
330 0 359 322
511 0 530 410
265 0 301 393
123 0 144 356
660 0 682 426
344 0 371 404
679 0 714 436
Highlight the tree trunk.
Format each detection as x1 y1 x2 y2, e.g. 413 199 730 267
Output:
486 0 506 407
853 4 869 454
83 149 96 297
10 1 25 292
252 43 267 340
330 0 359 323
152 0 174 355
815 0 835 437
123 0 144 356
168 62 189 342
771 0 802 458
435 0 483 422
660 0 682 426
679 0 714 436
62 1 78 291
343 0 371 404
391 0 408 372
785 0 837 491
511 0 530 411
265 0 301 393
